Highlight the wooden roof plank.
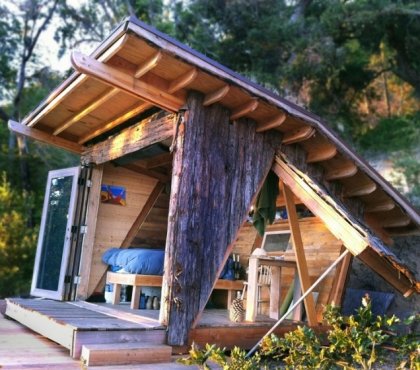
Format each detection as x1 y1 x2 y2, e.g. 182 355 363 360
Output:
71 51 184 112
25 34 129 128
8 120 85 154
53 88 119 136
134 50 162 78
77 102 152 144
256 112 287 133
272 156 368 255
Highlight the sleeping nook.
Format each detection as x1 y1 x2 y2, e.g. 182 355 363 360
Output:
6 16 419 366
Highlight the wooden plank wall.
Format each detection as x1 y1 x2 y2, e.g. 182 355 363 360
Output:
231 217 342 319
132 191 170 248
87 163 158 296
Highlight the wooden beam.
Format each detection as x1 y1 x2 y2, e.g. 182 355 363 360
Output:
256 112 287 133
306 145 337 163
162 92 279 346
344 182 377 197
25 34 129 127
363 213 394 245
272 157 368 255
145 152 172 169
283 126 315 144
168 68 198 94
327 245 353 307
203 85 230 106
122 164 170 183
71 52 184 112
281 181 318 326
53 88 119 136
77 102 152 144
325 163 358 181
76 165 104 300
134 51 162 78
365 200 395 213
121 182 165 248
8 120 85 154
381 216 411 228
82 113 174 165
230 98 259 120
357 247 418 297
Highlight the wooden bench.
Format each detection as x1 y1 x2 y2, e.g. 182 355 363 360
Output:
106 272 245 310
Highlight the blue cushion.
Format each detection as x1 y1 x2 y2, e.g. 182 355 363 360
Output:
102 248 164 275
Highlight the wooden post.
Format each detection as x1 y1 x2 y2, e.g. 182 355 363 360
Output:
76 165 103 300
161 91 280 345
281 181 318 326
328 245 353 307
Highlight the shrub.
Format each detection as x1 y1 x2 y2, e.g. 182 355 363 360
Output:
178 296 419 370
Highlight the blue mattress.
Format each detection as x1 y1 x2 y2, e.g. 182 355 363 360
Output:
102 248 235 279
102 248 164 275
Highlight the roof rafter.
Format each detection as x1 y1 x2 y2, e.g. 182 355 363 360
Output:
25 34 129 127
134 50 162 78
283 126 315 144
53 88 119 136
230 98 259 120
77 102 152 144
203 85 230 106
256 112 287 132
71 51 184 112
168 68 198 94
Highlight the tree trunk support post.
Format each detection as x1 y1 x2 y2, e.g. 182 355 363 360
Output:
160 91 281 346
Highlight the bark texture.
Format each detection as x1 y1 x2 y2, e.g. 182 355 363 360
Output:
163 91 281 345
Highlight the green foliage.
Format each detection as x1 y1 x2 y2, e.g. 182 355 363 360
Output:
180 297 418 370
0 173 37 298
394 315 420 370
392 152 420 207
177 343 227 370
261 327 333 370
177 343 260 370
359 115 420 153
324 296 399 369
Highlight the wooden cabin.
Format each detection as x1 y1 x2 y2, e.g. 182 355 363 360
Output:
6 16 419 365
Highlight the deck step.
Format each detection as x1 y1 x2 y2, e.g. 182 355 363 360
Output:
80 342 172 366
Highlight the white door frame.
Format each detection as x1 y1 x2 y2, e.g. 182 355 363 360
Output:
31 167 80 300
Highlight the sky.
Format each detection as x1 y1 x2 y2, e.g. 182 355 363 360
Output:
38 0 91 72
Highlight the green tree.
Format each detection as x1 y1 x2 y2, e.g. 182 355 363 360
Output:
0 174 37 297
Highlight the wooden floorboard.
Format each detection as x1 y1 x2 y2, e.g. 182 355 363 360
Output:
0 311 189 369
5 298 323 360
0 314 80 369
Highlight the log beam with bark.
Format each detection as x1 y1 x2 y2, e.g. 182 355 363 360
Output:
82 112 174 164
161 92 281 346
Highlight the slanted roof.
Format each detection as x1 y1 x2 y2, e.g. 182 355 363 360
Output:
10 16 419 295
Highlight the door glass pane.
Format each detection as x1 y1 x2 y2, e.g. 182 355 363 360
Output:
36 175 74 291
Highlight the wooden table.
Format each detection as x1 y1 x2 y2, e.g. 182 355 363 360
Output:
245 256 299 322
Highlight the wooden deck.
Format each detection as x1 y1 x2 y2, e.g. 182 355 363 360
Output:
0 310 191 369
5 298 166 359
4 298 321 364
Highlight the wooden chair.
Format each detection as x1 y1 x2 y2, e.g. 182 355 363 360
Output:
242 265 272 314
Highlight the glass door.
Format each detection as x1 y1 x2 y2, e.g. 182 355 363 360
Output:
31 167 80 300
